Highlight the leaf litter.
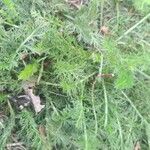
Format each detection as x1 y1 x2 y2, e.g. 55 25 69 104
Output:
10 79 45 114
66 0 89 8
26 88 45 114
22 80 45 114
100 26 110 35
134 141 141 150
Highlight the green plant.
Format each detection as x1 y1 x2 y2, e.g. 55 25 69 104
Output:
0 0 150 149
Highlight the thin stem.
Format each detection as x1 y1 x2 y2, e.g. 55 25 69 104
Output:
97 51 104 81
102 80 108 128
80 88 88 150
3 21 19 28
99 53 104 75
78 72 97 84
50 101 59 116
49 91 67 97
16 27 41 54
37 61 44 85
117 13 150 41
91 80 98 135
100 0 105 27
137 69 150 80
116 114 123 149
40 81 60 87
83 119 88 150
122 91 149 124
116 1 120 29
11 25 44 64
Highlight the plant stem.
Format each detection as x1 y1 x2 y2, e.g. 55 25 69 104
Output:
117 13 150 41
100 0 105 27
91 80 98 135
102 80 108 128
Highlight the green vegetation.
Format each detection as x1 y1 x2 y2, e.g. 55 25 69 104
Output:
0 0 150 149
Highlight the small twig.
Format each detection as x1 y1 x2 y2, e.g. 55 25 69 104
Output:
117 13 150 41
97 73 114 78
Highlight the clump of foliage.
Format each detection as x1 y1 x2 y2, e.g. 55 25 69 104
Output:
0 0 150 149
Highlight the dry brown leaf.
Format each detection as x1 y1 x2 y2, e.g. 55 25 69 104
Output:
97 73 115 78
22 79 45 114
100 26 109 35
66 0 83 8
66 0 88 9
22 79 36 92
67 0 82 5
27 88 45 114
20 52 28 60
39 125 46 138
134 141 141 150
6 142 25 150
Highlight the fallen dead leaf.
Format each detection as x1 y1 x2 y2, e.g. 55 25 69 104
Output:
0 112 6 129
20 52 28 60
10 95 31 110
26 88 45 114
97 73 115 78
66 0 82 9
100 26 109 35
6 142 24 150
39 125 46 138
66 0 85 9
22 79 36 92
134 141 141 150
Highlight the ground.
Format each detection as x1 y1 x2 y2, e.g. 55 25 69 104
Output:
0 0 150 150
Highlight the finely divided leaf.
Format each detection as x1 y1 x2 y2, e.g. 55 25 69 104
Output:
115 69 134 89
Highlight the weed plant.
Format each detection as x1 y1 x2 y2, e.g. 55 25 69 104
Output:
0 0 150 149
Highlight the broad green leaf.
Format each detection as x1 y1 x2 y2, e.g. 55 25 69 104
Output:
18 63 38 80
115 69 134 89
